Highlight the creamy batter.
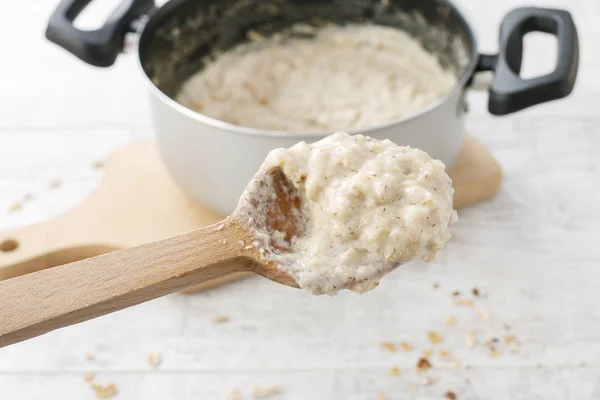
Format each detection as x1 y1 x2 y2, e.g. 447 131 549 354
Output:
234 133 457 295
176 24 457 132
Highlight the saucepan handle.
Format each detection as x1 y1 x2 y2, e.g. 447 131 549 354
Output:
45 0 155 67
476 7 579 115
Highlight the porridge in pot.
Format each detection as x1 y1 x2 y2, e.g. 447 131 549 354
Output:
176 24 458 132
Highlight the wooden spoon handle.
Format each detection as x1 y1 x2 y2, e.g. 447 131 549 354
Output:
0 221 252 348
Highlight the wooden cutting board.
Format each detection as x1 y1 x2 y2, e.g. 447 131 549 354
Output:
0 135 502 292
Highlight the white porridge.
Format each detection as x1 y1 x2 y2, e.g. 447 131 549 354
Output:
233 132 457 295
176 24 457 132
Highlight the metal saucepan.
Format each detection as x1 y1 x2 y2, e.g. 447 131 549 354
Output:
46 0 579 215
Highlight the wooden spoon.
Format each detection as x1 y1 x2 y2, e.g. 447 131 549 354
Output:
0 168 303 348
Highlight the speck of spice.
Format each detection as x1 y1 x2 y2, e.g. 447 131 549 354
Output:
252 384 282 398
214 315 231 323
428 331 443 344
92 160 105 170
388 365 401 376
433 283 440 289
472 287 480 296
444 391 457 400
416 358 432 372
451 291 461 296
444 316 457 326
148 352 162 367
400 341 413 351
381 342 397 352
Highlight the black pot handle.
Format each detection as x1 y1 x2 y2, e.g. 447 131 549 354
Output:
45 0 155 67
477 7 579 116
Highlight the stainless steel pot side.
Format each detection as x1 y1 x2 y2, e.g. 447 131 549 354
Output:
46 0 579 216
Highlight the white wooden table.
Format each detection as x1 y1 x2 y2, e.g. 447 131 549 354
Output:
1 0 599 399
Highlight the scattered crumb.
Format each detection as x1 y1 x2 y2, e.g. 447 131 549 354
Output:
490 348 501 358
92 160 104 170
381 342 397 352
454 298 474 307
504 334 517 344
252 384 282 398
378 393 386 400
85 353 95 361
444 316 457 327
452 291 461 297
465 331 477 348
214 315 231 323
438 349 452 360
224 388 242 400
388 366 401 376
424 375 436 386
148 352 162 367
89 382 118 399
472 288 480 296
84 372 95 382
444 391 457 400
400 341 413 351
484 337 499 348
416 358 432 373
49 179 62 189
152 76 160 86
408 384 418 393
433 283 440 289
423 349 433 359
7 201 22 213
428 331 443 344
476 309 490 322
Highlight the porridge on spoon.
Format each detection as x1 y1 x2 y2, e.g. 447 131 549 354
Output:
233 132 457 295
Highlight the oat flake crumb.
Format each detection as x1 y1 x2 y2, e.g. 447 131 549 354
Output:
454 298 474 307
444 391 457 400
148 352 162 367
464 331 477 348
505 334 517 344
400 341 413 351
252 384 282 398
428 331 443 344
224 388 242 400
7 201 23 213
84 372 95 382
476 309 490 322
423 348 433 359
388 366 401 376
416 358 432 372
381 342 397 352
85 353 95 361
438 349 452 359
408 384 418 393
444 316 457 326
89 382 118 399
490 348 501 358
214 315 231 323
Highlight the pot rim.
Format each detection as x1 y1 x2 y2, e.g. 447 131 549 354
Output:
136 0 479 140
